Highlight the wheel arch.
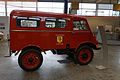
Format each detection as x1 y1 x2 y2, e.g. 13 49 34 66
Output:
76 42 96 52
22 45 42 52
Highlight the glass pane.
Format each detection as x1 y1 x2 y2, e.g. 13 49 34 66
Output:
78 3 96 16
17 17 40 27
112 11 120 16
80 9 96 16
22 2 36 11
80 20 88 30
7 2 22 16
73 21 81 30
38 2 64 13
73 20 88 30
52 2 64 9
98 10 110 16
22 2 36 8
77 10 82 15
119 0 120 4
98 4 113 10
46 21 55 28
0 1 5 16
21 20 37 27
109 10 113 16
7 1 36 16
81 3 96 9
45 18 66 28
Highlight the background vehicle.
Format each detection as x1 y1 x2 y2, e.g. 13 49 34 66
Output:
10 10 100 71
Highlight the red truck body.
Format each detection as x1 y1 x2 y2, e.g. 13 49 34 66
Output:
10 10 100 71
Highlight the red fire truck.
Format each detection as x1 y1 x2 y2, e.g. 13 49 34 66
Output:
10 10 100 71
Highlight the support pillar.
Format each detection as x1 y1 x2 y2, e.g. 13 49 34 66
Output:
64 0 68 14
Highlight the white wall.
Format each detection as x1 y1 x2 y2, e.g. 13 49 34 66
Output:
84 16 120 32
0 16 9 40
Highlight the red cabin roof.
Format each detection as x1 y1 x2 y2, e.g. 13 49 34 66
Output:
10 10 85 20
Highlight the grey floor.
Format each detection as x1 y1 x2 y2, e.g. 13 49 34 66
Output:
0 41 120 80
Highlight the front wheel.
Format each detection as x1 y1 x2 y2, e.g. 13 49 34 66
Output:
76 46 93 65
18 49 43 71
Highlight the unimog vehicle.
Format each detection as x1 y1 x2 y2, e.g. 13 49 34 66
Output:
10 10 100 71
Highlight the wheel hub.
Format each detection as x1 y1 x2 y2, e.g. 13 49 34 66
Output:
82 53 88 59
28 58 34 63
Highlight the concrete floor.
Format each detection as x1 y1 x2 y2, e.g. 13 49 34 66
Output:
0 41 120 80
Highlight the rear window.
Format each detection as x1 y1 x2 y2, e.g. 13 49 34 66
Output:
45 18 66 28
16 17 40 28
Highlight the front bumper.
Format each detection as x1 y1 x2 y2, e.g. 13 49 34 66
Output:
95 44 101 50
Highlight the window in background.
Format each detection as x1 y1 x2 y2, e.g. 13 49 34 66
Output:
98 10 111 16
38 2 64 13
21 2 36 11
79 9 96 16
77 3 96 16
112 11 120 16
98 4 113 10
7 2 22 16
0 1 119 17
7 2 36 16
0 1 5 16
97 4 118 16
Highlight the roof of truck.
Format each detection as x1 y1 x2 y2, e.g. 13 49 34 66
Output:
10 10 86 20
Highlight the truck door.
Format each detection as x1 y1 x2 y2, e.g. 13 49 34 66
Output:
43 17 72 49
71 19 91 48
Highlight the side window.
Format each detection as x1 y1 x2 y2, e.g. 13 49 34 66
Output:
45 18 66 28
73 20 88 30
73 21 81 30
16 17 40 28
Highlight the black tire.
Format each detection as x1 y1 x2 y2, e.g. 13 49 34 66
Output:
18 49 43 71
51 49 57 54
76 46 93 65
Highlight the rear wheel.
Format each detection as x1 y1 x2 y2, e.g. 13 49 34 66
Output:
76 46 93 65
18 49 43 71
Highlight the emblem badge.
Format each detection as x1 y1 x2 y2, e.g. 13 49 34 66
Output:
57 36 63 43
56 34 64 45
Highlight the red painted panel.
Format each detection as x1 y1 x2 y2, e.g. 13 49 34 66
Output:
10 10 98 52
